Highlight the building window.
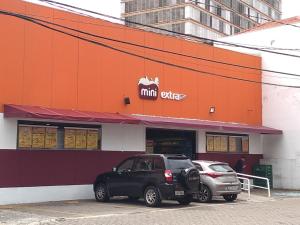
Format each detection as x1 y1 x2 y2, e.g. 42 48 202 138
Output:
17 121 101 150
206 133 249 153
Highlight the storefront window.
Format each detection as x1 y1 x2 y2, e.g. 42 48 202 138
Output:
18 121 101 150
206 133 249 153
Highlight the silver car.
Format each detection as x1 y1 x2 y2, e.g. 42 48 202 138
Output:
192 160 241 202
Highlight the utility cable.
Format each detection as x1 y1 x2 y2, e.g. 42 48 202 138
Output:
4 10 300 78
37 0 300 58
1 10 300 89
18 10 300 52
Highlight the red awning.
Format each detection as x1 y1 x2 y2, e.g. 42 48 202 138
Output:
4 104 282 134
4 104 140 124
131 114 282 135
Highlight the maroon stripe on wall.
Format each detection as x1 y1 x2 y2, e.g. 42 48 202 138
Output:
197 153 263 174
0 150 143 188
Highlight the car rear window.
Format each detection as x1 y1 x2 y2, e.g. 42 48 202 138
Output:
153 158 165 170
209 164 233 172
167 159 194 171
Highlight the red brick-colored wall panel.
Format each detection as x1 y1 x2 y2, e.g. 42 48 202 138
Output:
22 21 53 107
0 150 142 188
0 150 263 187
0 0 262 126
0 151 21 187
0 13 25 110
51 25 79 110
77 41 102 112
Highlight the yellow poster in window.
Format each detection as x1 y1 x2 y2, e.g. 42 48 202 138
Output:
214 136 221 151
32 127 45 148
64 129 76 149
87 130 99 149
229 137 237 152
242 137 249 153
18 126 32 148
45 127 57 149
75 129 87 149
206 136 214 152
220 136 228 152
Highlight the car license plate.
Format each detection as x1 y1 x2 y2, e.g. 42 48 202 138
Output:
175 191 184 196
227 186 238 191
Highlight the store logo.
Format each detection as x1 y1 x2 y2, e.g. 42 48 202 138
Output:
138 76 159 100
161 91 186 101
138 76 186 101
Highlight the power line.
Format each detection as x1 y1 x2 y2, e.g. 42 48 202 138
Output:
16 10 300 52
37 0 300 59
42 0 300 52
1 9 300 89
4 9 300 78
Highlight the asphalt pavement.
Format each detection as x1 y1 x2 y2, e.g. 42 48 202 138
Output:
1 190 300 225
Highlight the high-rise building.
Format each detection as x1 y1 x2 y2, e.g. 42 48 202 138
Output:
121 0 281 40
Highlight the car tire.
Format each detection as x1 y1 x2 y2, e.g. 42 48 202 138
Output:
223 194 237 202
177 195 193 205
94 183 109 202
144 186 161 207
197 185 212 203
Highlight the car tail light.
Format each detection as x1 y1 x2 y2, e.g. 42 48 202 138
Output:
203 172 223 179
164 170 173 183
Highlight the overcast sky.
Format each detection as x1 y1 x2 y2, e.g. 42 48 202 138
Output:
26 0 300 19
281 0 300 18
26 0 121 21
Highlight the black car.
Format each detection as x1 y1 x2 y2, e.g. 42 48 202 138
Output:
93 154 200 207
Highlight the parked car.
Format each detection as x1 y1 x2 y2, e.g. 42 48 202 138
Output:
93 154 200 207
192 160 241 202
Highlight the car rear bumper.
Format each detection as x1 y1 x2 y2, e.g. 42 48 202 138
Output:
211 183 242 196
158 183 198 200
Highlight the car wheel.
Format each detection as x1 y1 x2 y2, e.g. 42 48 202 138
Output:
223 194 237 202
144 186 161 207
177 195 193 205
197 185 212 203
94 183 109 202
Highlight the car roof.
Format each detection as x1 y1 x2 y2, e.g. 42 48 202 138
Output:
134 154 188 158
192 160 229 165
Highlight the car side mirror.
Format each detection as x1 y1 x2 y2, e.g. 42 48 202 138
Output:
112 167 117 172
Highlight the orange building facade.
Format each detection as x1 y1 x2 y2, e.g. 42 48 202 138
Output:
0 0 281 204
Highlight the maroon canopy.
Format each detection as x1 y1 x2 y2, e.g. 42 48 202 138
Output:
131 114 282 135
4 104 140 124
4 104 282 134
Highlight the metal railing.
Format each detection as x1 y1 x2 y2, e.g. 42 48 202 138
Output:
237 173 271 199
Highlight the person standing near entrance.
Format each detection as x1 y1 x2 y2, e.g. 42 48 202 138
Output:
235 157 246 188
234 157 246 173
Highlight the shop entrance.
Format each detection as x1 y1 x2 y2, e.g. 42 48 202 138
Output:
146 128 196 159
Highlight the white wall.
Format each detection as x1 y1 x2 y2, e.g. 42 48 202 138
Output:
249 133 263 155
218 23 300 189
197 130 206 153
0 185 93 205
102 124 146 152
0 113 18 149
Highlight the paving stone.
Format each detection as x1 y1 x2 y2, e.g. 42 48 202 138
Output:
1 193 300 225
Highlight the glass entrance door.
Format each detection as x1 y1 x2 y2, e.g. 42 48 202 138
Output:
146 128 196 159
